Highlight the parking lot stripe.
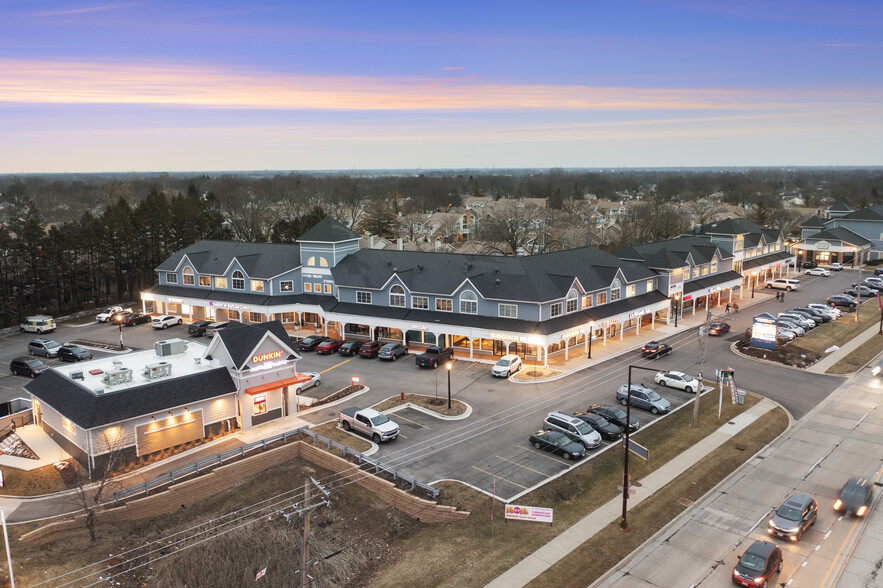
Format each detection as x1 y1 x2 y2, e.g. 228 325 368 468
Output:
523 445 572 465
472 466 527 490
395 414 430 429
319 358 352 374
496 455 550 477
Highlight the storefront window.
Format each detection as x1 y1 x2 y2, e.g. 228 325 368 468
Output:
280 312 296 323
253 395 267 415
248 312 263 323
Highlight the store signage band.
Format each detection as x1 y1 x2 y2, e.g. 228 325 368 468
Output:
560 329 582 340
210 301 250 310
491 332 528 342
253 350 283 363
146 414 197 435
602 318 619 327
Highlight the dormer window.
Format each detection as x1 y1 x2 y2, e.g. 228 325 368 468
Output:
307 257 315 266
710 257 718 273
390 285 405 307
320 257 329 267
232 270 244 290
610 279 621 302
460 291 477 314
183 267 194 285
566 289 579 313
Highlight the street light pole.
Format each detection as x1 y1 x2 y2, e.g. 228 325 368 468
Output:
446 362 452 409
116 316 124 350
587 322 594 359
751 272 756 298
674 294 680 328
621 364 660 533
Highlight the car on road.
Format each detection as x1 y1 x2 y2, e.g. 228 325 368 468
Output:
572 411 622 440
187 319 213 336
804 267 830 276
492 354 522 377
830 262 843 271
767 493 817 541
641 341 672 359
358 341 383 358
587 404 639 432
296 336 331 352
528 430 586 461
315 339 343 355
338 340 364 356
294 371 321 394
834 477 874 517
845 284 878 298
124 313 152 327
732 540 782 587
708 321 731 336
766 278 801 291
10 357 49 378
616 384 671 414
96 306 124 323
377 343 408 361
826 294 857 309
152 315 183 329
543 412 602 449
57 345 93 362
654 371 700 393
20 315 56 334
206 321 232 337
28 338 61 358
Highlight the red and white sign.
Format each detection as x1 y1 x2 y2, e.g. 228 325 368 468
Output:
255 567 267 580
504 504 553 523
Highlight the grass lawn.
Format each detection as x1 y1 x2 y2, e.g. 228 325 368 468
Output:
374 393 468 417
370 392 787 588
827 329 883 374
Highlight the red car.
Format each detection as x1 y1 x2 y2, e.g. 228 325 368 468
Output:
732 540 782 587
315 339 343 354
358 341 382 358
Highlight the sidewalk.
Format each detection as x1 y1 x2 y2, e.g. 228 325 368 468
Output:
806 321 881 374
486 398 778 588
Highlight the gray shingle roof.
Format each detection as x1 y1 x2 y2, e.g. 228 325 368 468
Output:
827 200 853 213
297 217 361 243
803 227 872 246
616 236 733 268
683 270 743 294
155 240 301 278
838 204 883 221
741 251 795 271
25 368 237 430
331 247 656 303
216 321 297 370
142 285 338 311
801 215 826 228
699 217 765 236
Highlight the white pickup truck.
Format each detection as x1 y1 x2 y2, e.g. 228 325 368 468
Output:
338 407 399 443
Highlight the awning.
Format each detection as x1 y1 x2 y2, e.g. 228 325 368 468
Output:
245 374 312 395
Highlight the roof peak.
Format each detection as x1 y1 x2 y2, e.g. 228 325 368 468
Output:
297 217 361 243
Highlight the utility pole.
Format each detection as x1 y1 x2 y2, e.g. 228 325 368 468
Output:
693 303 713 427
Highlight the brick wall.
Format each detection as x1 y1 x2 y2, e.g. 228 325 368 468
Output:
22 440 468 543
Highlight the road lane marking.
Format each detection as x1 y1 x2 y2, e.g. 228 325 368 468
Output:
496 455 550 477
817 517 861 587
522 445 574 465
319 358 352 374
395 414 430 429
472 466 527 490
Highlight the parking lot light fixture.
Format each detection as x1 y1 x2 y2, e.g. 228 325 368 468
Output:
116 315 124 350
751 272 757 298
446 362 452 409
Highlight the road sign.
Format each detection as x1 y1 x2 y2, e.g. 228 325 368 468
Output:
624 438 649 461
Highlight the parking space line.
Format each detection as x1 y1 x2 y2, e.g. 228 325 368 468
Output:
395 414 430 429
472 466 527 490
522 445 571 465
319 358 352 374
495 455 550 477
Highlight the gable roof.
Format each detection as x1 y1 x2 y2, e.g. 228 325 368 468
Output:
801 215 826 228
837 204 883 222
216 320 298 369
699 217 764 236
155 240 301 278
616 236 732 269
297 217 361 243
25 368 237 430
826 200 853 213
803 227 872 246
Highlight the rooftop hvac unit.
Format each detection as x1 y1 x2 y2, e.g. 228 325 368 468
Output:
112 360 123 369
143 362 172 380
71 371 84 380
155 339 188 357
102 368 133 386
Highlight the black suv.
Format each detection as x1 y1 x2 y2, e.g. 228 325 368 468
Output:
767 493 817 541
572 411 622 440
587 404 639 432
297 336 331 352
10 357 48 378
188 320 214 336
641 341 671 359
58 345 92 362
834 477 874 517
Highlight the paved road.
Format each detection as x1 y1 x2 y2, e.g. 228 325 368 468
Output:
595 364 883 588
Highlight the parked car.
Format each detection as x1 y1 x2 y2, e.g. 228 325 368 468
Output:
863 276 883 287
774 318 805 336
766 278 801 291
801 261 816 269
96 306 124 323
110 310 133 323
315 339 343 354
641 341 672 359
542 412 602 449
784 309 822 326
528 430 585 461
767 493 817 542
845 284 877 298
10 357 48 378
28 338 61 358
834 477 874 517
338 340 364 356
806 303 840 319
20 315 56 334
587 404 639 432
492 354 522 377
875 267 883 276
57 345 93 362
827 294 858 309
777 328 797 343
805 267 830 277
338 407 399 443
358 341 383 358
415 346 455 368
794 306 830 323
654 371 700 393
294 371 321 394
377 343 408 360
830 262 843 271
616 384 671 414
708 321 731 336
777 312 815 330
187 319 214 336
124 313 152 326
732 540 782 587
296 336 331 352
152 315 182 329
572 411 622 440
206 321 232 337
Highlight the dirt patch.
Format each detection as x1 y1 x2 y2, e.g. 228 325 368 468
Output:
511 366 562 381
374 394 468 417
0 459 82 496
735 339 822 368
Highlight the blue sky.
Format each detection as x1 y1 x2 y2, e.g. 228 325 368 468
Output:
1 0 881 172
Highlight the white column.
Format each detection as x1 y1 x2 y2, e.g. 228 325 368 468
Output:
469 338 473 359
651 313 655 330
692 298 697 315
603 328 607 347
620 324 624 341
543 345 549 368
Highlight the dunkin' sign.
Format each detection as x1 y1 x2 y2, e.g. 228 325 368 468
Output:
252 350 283 363
504 504 553 523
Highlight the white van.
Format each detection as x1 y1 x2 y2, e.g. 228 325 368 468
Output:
766 278 801 291
20 316 57 334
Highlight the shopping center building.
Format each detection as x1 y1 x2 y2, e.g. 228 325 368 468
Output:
139 217 793 366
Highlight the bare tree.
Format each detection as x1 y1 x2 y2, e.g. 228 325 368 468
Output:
70 429 129 542
476 201 549 255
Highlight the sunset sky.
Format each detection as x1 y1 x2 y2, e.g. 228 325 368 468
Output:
2 0 881 172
